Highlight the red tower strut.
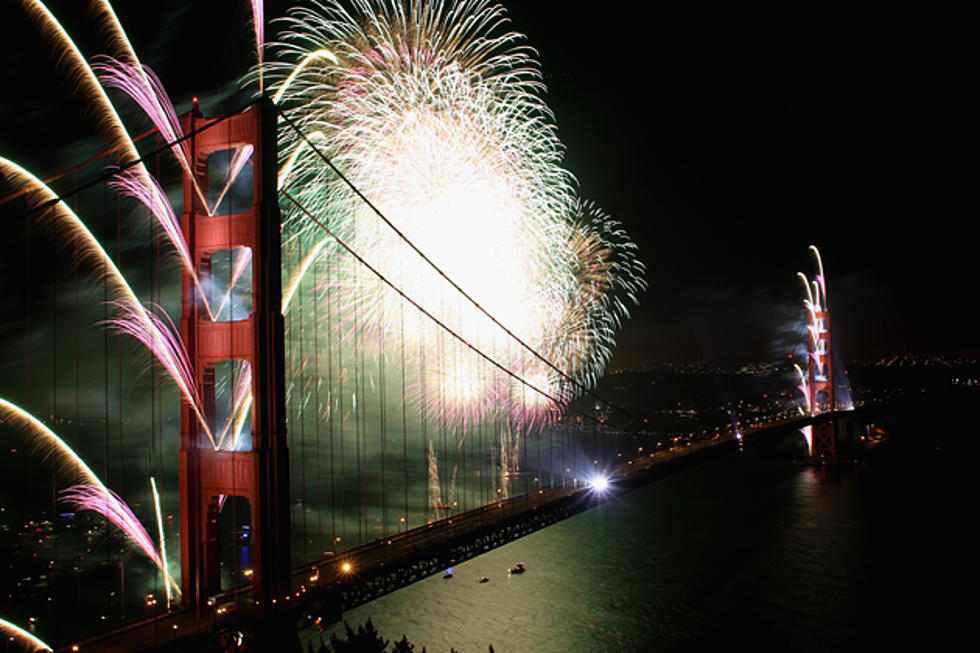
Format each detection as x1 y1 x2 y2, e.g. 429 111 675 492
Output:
178 98 290 608
808 307 836 460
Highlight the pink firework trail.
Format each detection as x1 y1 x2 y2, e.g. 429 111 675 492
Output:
100 300 214 447
92 55 209 209
0 398 178 597
107 169 218 316
94 57 255 218
60 484 163 569
109 169 190 266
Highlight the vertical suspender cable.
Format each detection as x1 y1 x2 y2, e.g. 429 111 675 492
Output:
415 304 424 520
51 190 59 558
115 177 126 618
326 239 336 552
102 183 111 612
314 236 323 558
338 242 346 551
298 233 307 563
379 280 387 540
400 280 408 531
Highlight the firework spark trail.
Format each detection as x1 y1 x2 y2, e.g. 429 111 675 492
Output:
0 398 106 491
427 440 442 516
215 362 254 451
800 424 813 451
0 617 52 652
794 363 811 414
230 392 254 450
87 0 141 67
94 56 261 219
99 300 210 439
0 158 216 446
85 1 211 209
209 145 255 216
19 1 185 231
0 157 142 311
107 168 217 317
60 484 162 568
282 236 329 313
810 244 827 308
212 247 254 322
59 484 182 597
251 0 266 92
20 0 142 170
798 272 817 313
278 130 326 190
93 57 193 189
271 51 338 105
498 423 518 499
90 1 266 213
263 0 645 428
8 2 220 439
109 169 190 273
150 476 173 609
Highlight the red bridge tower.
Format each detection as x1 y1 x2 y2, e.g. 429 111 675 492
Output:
803 246 836 461
807 306 836 460
178 97 290 608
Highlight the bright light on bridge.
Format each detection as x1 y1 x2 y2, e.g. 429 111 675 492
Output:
589 476 610 493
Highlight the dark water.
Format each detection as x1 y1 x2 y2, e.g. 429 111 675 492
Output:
308 418 960 652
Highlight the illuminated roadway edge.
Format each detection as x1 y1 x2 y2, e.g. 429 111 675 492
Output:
58 412 851 652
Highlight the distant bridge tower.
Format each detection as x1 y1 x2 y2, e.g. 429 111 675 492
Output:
178 97 290 608
801 245 836 460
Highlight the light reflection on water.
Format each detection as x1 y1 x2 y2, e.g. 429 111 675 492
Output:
305 434 946 652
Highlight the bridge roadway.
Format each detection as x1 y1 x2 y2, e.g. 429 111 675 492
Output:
58 414 825 652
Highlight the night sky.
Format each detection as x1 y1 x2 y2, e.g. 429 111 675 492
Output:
0 1 971 370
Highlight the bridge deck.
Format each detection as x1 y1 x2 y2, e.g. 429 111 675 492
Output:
59 416 826 652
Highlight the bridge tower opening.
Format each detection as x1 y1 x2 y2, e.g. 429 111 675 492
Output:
178 98 290 609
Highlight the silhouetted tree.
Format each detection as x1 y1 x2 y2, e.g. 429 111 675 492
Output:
310 618 497 652
327 618 388 653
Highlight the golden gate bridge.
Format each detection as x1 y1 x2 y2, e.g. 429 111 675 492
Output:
0 2 853 650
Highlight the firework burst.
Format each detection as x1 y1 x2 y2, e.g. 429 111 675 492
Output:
262 0 645 428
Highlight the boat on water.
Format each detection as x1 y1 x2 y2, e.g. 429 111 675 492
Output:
442 567 453 579
509 562 526 574
478 576 489 583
